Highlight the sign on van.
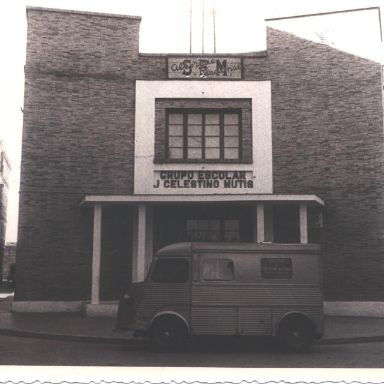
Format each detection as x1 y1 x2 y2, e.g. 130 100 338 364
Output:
261 258 293 279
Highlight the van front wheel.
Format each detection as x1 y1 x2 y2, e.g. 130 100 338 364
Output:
278 316 314 352
150 316 188 351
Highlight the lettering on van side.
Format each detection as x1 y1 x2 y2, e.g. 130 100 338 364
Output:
261 258 293 279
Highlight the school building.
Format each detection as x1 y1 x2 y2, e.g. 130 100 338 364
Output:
14 6 384 316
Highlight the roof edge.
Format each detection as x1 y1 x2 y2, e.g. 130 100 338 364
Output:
265 6 382 42
139 51 267 58
265 6 380 22
26 6 142 21
79 194 325 206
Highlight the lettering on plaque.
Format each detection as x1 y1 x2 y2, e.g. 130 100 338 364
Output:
153 170 254 189
168 57 242 79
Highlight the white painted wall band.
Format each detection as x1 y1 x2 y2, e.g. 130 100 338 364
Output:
134 80 273 195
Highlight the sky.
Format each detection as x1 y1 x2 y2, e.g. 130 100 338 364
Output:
0 0 383 243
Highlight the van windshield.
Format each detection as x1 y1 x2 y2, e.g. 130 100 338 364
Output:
151 258 189 283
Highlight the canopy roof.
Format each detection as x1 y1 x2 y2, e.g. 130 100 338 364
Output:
80 194 324 206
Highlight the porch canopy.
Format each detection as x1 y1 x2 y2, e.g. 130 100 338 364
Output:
80 193 324 206
80 194 324 305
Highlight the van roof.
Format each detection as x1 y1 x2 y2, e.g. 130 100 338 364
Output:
155 242 321 256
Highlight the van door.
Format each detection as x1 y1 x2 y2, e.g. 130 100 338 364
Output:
138 257 191 327
191 253 237 335
191 252 272 336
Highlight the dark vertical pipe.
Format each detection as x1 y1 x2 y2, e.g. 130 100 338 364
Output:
213 1 216 53
202 0 205 53
189 0 193 53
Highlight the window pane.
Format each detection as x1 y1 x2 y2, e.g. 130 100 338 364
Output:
209 220 220 230
224 126 239 136
198 220 209 230
206 137 220 147
169 137 183 147
202 259 234 281
208 231 220 241
188 114 202 124
186 220 198 231
169 125 183 136
169 148 183 159
151 259 189 283
188 125 202 136
224 231 240 242
224 137 239 147
205 125 220 136
188 148 202 159
205 113 220 124
224 220 239 231
224 113 239 124
205 148 220 159
169 114 183 124
188 137 202 147
224 148 239 159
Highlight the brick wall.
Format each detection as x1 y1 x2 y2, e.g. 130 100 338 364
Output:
18 9 384 302
266 28 384 300
0 185 6 277
3 243 16 280
17 8 141 300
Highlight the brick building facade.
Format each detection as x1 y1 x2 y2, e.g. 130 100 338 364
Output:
0 141 10 278
3 242 16 283
15 7 384 316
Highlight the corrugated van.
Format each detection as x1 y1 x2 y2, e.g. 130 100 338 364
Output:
116 242 323 351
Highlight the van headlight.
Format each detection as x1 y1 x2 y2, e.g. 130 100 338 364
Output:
123 293 131 300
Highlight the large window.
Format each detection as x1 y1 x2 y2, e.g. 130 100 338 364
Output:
186 219 240 242
167 110 241 161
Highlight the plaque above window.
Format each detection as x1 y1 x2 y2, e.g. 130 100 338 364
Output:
168 57 242 79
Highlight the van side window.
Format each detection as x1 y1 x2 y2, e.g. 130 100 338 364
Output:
202 258 234 281
261 258 293 279
151 259 189 283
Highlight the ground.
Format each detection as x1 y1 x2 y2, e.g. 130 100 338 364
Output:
0 334 383 367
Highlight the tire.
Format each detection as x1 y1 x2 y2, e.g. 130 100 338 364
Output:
150 316 188 351
278 316 314 352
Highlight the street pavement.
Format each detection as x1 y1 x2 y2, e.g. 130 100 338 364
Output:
1 333 384 367
1 294 384 345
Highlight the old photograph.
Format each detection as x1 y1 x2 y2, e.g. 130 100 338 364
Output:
0 0 384 377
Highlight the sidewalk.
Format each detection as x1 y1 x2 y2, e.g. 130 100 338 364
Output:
0 296 384 345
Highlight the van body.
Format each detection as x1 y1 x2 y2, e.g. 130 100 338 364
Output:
116 242 323 351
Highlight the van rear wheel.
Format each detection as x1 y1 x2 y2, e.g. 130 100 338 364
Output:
278 316 314 352
151 316 188 351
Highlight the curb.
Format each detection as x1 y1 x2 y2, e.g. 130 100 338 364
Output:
1 327 384 346
319 335 384 345
0 328 147 348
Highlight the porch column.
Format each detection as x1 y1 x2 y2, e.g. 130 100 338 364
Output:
132 204 149 282
145 205 154 275
300 203 308 244
91 203 102 305
256 202 265 243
